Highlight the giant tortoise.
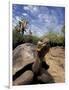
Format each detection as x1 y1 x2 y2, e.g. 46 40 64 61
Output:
13 38 50 85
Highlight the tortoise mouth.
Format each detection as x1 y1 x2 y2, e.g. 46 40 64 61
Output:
13 63 33 81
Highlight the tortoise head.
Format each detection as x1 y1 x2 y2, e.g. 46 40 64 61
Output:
36 38 50 58
36 38 50 52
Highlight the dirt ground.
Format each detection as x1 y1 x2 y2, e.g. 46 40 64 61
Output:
45 46 65 83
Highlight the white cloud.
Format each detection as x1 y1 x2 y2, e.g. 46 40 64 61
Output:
12 18 17 28
22 13 28 16
38 14 50 23
15 16 21 21
30 24 41 36
55 24 63 33
31 24 40 31
38 13 58 28
23 6 29 10
12 18 17 29
32 6 38 12
30 24 47 37
12 16 21 29
23 5 38 14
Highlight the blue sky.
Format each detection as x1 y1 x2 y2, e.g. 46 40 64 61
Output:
12 4 65 37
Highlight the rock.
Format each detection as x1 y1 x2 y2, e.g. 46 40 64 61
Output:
13 70 34 85
13 43 40 75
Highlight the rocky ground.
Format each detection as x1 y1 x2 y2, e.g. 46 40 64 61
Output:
45 46 65 83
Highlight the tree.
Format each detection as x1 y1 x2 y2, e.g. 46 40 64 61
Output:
16 18 28 36
20 19 28 36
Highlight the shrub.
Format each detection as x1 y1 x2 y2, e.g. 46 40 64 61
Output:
42 31 65 47
13 30 24 49
13 30 40 49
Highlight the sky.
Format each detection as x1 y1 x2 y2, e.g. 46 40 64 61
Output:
12 4 65 37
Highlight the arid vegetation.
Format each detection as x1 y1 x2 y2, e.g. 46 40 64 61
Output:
13 19 65 49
